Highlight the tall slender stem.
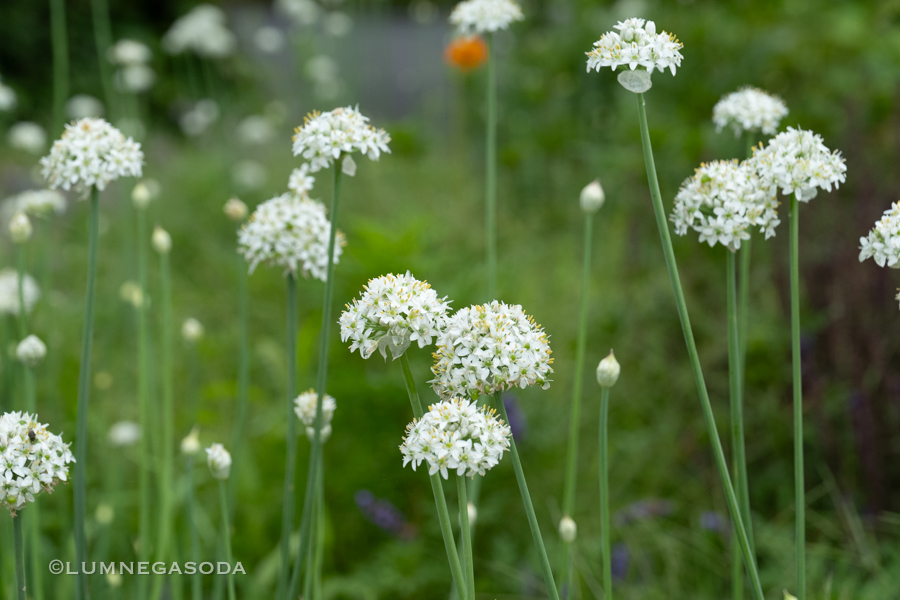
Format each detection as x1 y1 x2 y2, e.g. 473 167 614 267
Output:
790 193 805 600
634 93 763 600
89 0 116 120
485 33 498 300
313 458 325 600
495 391 559 600
738 240 751 382
49 0 69 136
229 254 250 516
14 514 26 600
278 274 299 597
185 456 202 600
457 476 475 600
219 480 237 600
136 207 152 600
74 187 100 600
598 387 611 600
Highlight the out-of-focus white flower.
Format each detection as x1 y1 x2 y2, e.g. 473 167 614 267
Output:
254 26 286 53
179 99 220 136
288 164 315 198
115 65 156 94
0 270 40 316
66 95 105 120
750 127 846 202
238 193 344 279
95 503 114 525
9 122 47 155
236 115 276 146
232 160 267 192
580 180 605 213
671 160 780 251
16 335 47 368
449 0 524 34
106 571 123 588
431 301 553 400
131 179 160 210
182 318 204 343
108 421 141 447
119 281 144 308
0 78 17 112
713 87 788 137
400 398 511 479
41 118 143 194
2 190 67 221
596 350 620 388
223 198 248 222
294 389 336 442
277 0 321 26
305 56 338 83
586 18 683 92
206 443 231 480
559 515 577 543
108 39 152 66
859 202 900 269
323 12 353 37
340 272 451 360
292 106 391 173
0 411 75 514
8 212 33 244
163 4 236 59
180 427 201 455
152 226 172 254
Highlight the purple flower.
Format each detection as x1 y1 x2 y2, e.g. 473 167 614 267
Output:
354 490 417 540
699 511 730 536
611 542 630 580
614 498 674 526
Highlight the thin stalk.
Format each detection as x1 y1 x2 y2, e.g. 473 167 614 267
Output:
790 194 805 600
14 514 26 600
219 480 237 600
495 391 560 600
457 477 475 600
303 453 324 600
49 0 70 135
89 0 116 120
738 240 751 383
485 33 497 300
229 254 250 517
136 207 152 600
185 456 202 600
29 504 44 600
278 274 299 597
634 93 763 600
16 246 36 415
599 387 611 600
313 460 325 600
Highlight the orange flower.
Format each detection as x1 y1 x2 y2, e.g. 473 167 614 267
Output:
444 36 488 72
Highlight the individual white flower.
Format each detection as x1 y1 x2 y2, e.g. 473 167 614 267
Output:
108 421 141 447
713 87 789 137
291 106 391 173
288 164 315 198
400 398 512 479
0 270 40 316
254 26 286 54
180 427 201 455
586 18 683 91
237 193 345 279
107 39 153 66
0 411 75 514
596 350 620 388
0 78 16 112
223 198 248 222
182 318 204 343
2 190 67 221
431 301 553 400
131 179 160 210
449 0 524 34
40 118 143 194
115 65 156 94
8 211 33 244
152 226 172 254
277 0 321 26
559 515 577 543
179 99 220 136
294 389 337 442
232 160 267 192
340 272 451 360
236 115 276 146
206 443 231 480
671 160 781 251
859 201 900 269
8 122 47 155
162 4 236 59
580 180 605 213
66 95 105 119
16 335 46 368
750 126 847 202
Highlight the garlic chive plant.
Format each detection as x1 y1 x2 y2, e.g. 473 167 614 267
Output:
41 117 142 600
450 0 523 300
750 127 846 600
207 443 236 600
859 202 900 281
595 351 620 600
181 428 202 600
9 212 37 413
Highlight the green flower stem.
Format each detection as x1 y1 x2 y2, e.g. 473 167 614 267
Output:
598 387 611 600
14 514 26 600
74 186 100 600
29 505 44 600
303 453 325 600
219 480 237 600
229 254 250 517
400 353 425 418
313 462 325 600
89 0 116 120
278 274 299 597
457 476 475 600
185 456 202 600
286 162 344 600
495 391 560 600
49 0 69 136
634 93 763 600
485 32 497 300
559 211 594 594
136 207 152 600
790 193 806 600
739 240 751 379
16 246 36 415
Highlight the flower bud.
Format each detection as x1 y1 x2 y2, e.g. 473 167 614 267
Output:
106 572 123 588
467 502 477 526
580 180 605 213
16 334 46 367
223 197 248 222
341 155 357 177
118 281 144 308
95 503 115 525
9 211 32 244
783 592 797 600
152 226 171 254
558 515 577 543
182 318 204 343
206 443 232 479
181 427 201 456
132 182 152 209
596 350 620 388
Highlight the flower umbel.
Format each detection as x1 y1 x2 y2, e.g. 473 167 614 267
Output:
750 126 847 201
586 18 683 76
206 443 232 480
294 390 337 442
859 201 900 268
449 0 524 35
291 106 390 173
713 87 789 137
0 269 40 316
16 335 47 368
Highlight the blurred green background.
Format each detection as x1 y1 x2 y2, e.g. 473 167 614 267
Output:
2 0 900 598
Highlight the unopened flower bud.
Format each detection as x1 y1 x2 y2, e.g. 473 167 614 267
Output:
580 180 605 213
223 197 248 222
106 572 123 588
95 503 115 525
467 502 477 526
341 155 357 177
559 515 577 543
181 427 201 455
152 226 171 254
596 350 620 388
9 211 32 243
182 318 204 343
16 334 46 367
783 592 797 600
206 443 232 479
132 182 153 209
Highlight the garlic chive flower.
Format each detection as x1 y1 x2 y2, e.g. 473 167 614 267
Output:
400 398 512 479
291 106 391 173
431 301 553 400
180 427 201 455
596 351 620 388
449 0 524 35
131 179 160 210
580 180 605 213
0 77 16 112
2 190 66 221
206 443 232 480
223 198 248 222
152 226 172 254
108 421 141 447
237 193 345 280
586 18 683 81
8 122 47 155
294 390 337 442
671 160 780 251
558 515 577 543
162 4 236 59
8 212 32 244
288 164 315 198
340 272 451 360
750 127 847 202
181 318 204 343
859 201 900 268
0 411 75 515
16 335 47 368
713 87 789 137
41 118 143 195
0 269 39 316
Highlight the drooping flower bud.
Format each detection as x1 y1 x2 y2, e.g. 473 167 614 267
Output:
579 180 605 213
9 211 32 244
596 350 620 388
16 334 46 367
152 226 172 254
558 515 577 543
223 197 248 222
206 443 232 479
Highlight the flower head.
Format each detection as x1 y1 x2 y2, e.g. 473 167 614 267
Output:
108 39 152 66
0 269 40 316
559 515 577 543
294 390 337 442
9 122 47 154
586 18 683 77
0 411 74 514
288 164 316 198
671 160 780 251
713 87 788 137
41 118 143 195
8 212 32 244
0 78 16 112
182 318 204 343
108 421 141 447
180 427 201 455
445 36 488 71
16 335 46 368
580 180 605 213
237 193 345 279
66 95 104 120
152 226 172 254
596 350 620 388
223 198 248 222
163 4 236 59
400 398 511 479
340 272 451 360
291 106 390 173
449 0 523 34
206 443 231 480
431 301 553 400
2 190 67 221
859 202 900 268
750 127 846 201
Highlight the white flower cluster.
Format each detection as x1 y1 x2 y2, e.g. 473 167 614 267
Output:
40 118 143 194
340 273 451 360
449 0 524 34
108 39 155 94
859 202 900 269
291 106 390 173
0 411 74 514
586 18 683 76
237 193 344 280
671 160 781 251
294 390 337 442
431 301 553 400
2 190 67 222
400 398 511 479
0 76 16 112
163 4 236 58
288 164 315 198
8 122 47 154
206 443 231 480
713 87 789 137
750 127 846 201
0 269 40 316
